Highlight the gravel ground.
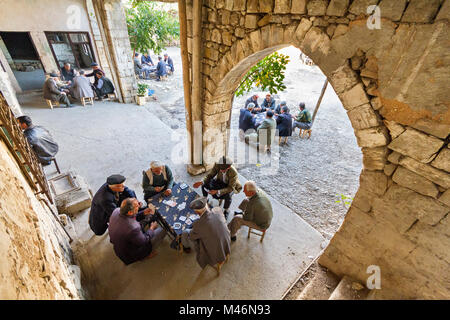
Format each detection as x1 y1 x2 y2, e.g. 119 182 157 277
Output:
142 46 362 239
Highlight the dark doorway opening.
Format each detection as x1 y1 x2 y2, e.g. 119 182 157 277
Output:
0 32 45 91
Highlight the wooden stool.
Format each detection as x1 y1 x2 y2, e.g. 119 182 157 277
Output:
46 100 59 109
299 129 312 139
279 136 288 145
51 157 61 174
214 254 230 276
248 226 267 243
81 97 94 107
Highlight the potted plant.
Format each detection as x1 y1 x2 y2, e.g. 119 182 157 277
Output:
136 83 148 106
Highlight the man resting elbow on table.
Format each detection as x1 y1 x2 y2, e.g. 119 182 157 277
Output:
142 160 174 201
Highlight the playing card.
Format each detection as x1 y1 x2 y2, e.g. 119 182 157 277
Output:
185 218 192 225
179 216 187 222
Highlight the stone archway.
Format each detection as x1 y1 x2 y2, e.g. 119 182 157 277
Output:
180 0 450 298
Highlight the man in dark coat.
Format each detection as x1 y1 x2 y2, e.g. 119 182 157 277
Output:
274 100 287 115
164 53 174 73
238 103 256 140
43 73 73 107
93 72 115 100
141 52 154 66
17 115 59 165
181 197 231 268
86 62 105 87
193 156 242 219
156 56 167 81
89 174 137 236
276 105 293 139
109 198 166 265
61 63 76 82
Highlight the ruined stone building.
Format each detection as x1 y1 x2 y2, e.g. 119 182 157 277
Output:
0 0 449 299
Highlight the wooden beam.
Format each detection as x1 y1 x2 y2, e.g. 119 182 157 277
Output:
311 79 328 125
178 0 193 163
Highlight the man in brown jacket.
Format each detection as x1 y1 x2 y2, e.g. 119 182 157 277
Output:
193 156 242 219
43 72 73 107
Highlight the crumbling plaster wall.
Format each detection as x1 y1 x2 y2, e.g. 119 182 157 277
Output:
183 0 450 298
0 139 82 299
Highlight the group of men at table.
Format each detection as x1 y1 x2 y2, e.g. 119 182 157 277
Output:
42 62 115 108
239 93 313 151
133 52 175 81
88 156 273 269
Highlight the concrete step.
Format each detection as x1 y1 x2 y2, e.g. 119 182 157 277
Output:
328 276 370 300
296 263 340 300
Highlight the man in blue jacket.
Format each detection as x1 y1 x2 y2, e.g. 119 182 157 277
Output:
261 93 275 110
156 56 167 81
88 174 137 236
109 198 167 265
164 53 174 73
238 103 256 140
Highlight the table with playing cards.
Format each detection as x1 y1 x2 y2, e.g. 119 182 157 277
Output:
146 182 202 237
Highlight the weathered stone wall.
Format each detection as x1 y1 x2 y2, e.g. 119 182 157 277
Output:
183 0 450 298
0 139 82 299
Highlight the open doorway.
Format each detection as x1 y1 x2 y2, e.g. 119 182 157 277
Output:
0 32 45 91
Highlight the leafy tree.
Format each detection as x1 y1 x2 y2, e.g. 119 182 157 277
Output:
235 52 290 97
126 0 180 55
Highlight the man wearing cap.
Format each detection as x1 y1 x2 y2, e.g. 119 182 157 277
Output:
228 181 273 241
43 72 73 107
142 161 174 201
238 103 256 140
276 105 293 144
245 94 262 114
89 174 137 236
109 198 166 265
193 156 242 219
164 53 174 73
180 197 231 268
292 102 312 132
261 94 275 111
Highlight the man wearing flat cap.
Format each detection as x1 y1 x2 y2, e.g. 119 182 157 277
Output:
142 160 174 201
180 197 231 268
193 156 242 219
89 174 137 236
43 72 73 107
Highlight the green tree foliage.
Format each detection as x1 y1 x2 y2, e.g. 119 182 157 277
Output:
235 52 290 97
126 0 180 55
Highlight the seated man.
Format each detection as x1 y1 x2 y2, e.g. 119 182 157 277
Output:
261 93 275 110
142 160 174 201
238 103 256 140
86 62 105 90
93 72 115 100
292 102 312 132
156 56 168 81
17 115 59 165
69 70 94 100
256 110 277 153
193 156 242 219
274 100 287 115
164 53 174 73
181 197 231 268
109 198 166 265
276 105 293 143
141 52 154 67
228 181 273 241
134 53 152 79
245 94 262 113
61 62 76 82
89 174 137 236
43 72 73 107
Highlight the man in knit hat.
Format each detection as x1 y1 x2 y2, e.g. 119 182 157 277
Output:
142 160 174 201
